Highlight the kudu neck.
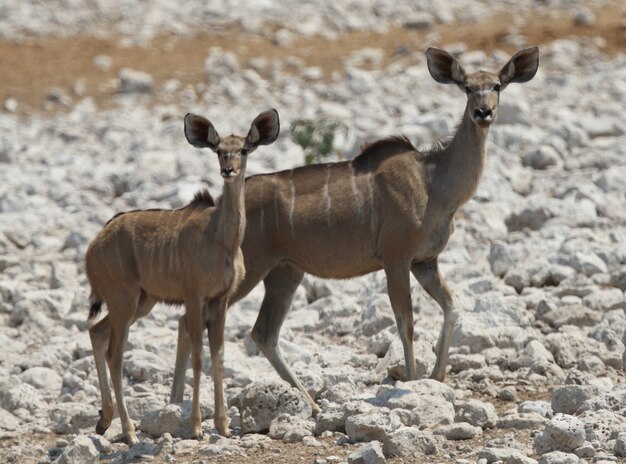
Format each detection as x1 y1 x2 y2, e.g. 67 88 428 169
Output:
217 174 246 250
437 105 489 209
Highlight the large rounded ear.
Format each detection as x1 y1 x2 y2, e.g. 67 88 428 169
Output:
246 109 280 148
426 47 467 87
184 113 220 150
499 47 539 90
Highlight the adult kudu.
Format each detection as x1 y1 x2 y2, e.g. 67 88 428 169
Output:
171 47 540 418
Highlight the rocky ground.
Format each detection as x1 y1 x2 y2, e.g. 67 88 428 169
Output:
1 1 625 463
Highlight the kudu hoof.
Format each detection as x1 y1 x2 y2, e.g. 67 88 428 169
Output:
95 409 110 435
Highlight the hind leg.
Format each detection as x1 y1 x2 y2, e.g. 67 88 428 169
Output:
89 315 114 435
104 291 141 445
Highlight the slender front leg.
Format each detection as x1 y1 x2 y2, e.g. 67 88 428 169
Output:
170 314 191 404
206 299 230 436
384 259 416 380
89 315 114 435
184 296 204 440
411 258 458 382
250 265 319 413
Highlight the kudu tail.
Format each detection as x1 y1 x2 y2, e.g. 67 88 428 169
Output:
88 292 103 321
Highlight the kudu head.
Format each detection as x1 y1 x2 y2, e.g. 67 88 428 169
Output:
184 109 280 180
426 47 539 128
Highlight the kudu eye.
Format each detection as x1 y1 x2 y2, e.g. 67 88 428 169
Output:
240 148 249 156
493 84 501 92
464 86 472 95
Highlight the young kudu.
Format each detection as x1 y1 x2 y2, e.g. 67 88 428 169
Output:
86 109 280 444
171 48 540 414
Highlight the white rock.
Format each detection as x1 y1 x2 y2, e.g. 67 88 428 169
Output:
268 413 314 441
361 294 394 336
534 413 586 454
345 411 396 442
435 422 483 440
477 447 537 464
374 379 455 410
56 435 99 464
382 426 438 458
239 380 312 434
519 401 553 418
19 366 63 394
347 441 386 464
537 451 579 464
123 349 171 383
139 400 213 438
521 145 562 170
455 400 498 430
551 385 599 415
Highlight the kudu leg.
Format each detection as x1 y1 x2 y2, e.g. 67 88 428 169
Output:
105 305 137 445
250 266 320 414
411 259 457 382
89 315 114 435
170 314 191 404
206 298 230 436
184 296 205 439
384 260 417 380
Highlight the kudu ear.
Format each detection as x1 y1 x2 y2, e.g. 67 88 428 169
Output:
426 47 467 87
499 47 539 90
184 113 221 150
245 109 280 150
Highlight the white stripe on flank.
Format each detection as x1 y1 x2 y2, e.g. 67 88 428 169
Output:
323 166 332 226
151 210 165 267
351 166 364 219
169 213 184 272
160 213 175 271
273 178 280 232
366 172 376 232
259 181 265 232
288 180 295 237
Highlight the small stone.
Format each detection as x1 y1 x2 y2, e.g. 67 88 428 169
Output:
93 54 113 71
436 422 483 440
572 8 596 26
498 386 517 401
497 412 548 430
3 98 17 113
118 68 153 93
404 13 434 30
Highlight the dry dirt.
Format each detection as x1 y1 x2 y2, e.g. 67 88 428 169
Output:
0 5 624 115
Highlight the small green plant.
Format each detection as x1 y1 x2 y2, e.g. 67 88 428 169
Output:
290 118 348 165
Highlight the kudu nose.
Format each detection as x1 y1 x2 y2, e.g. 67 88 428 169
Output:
221 167 234 177
474 107 493 120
